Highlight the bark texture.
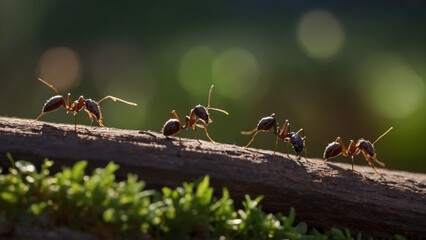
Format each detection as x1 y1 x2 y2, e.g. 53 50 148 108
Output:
0 117 425 238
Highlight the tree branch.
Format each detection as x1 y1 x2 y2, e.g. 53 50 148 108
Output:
0 117 424 238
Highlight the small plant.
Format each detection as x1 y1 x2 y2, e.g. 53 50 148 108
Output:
0 154 406 239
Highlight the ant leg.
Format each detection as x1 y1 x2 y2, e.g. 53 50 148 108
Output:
302 137 309 162
67 93 71 109
374 157 386 167
178 133 182 145
97 119 105 127
73 113 79 131
285 139 292 160
361 151 380 174
277 120 289 138
201 122 216 143
171 110 185 129
335 137 350 157
192 124 202 144
84 109 105 128
243 131 259 148
32 112 46 124
273 135 279 156
241 127 257 135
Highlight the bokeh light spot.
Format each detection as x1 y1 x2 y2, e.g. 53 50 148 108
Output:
359 53 425 119
179 46 216 96
297 9 345 61
212 48 260 100
38 47 81 91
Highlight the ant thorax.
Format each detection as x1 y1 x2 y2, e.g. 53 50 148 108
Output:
193 105 209 123
70 96 86 112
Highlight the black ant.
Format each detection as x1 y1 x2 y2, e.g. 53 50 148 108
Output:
240 113 278 147
241 114 308 160
323 127 393 173
276 120 308 161
161 85 229 144
34 78 137 131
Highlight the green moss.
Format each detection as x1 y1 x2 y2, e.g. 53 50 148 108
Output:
0 154 406 240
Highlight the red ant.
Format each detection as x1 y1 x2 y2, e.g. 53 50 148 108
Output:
323 127 393 173
241 114 308 160
161 85 229 144
34 78 137 131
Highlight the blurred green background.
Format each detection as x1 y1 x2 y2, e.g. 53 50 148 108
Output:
1 1 425 173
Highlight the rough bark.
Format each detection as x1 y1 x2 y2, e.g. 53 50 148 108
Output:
0 117 424 238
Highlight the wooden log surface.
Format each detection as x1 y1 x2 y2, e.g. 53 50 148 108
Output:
0 116 425 239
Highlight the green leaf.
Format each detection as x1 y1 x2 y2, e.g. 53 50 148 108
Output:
295 222 308 235
71 161 87 181
1 192 17 203
331 228 346 240
394 235 408 240
30 202 48 215
284 207 296 228
103 208 117 223
196 176 209 198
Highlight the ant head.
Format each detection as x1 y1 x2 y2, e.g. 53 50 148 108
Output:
286 131 295 138
257 116 276 131
356 139 375 157
84 99 101 120
193 105 209 123
323 141 342 159
289 133 304 156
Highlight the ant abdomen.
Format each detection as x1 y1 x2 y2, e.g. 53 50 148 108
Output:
257 117 276 131
43 95 65 113
323 141 342 159
162 119 181 136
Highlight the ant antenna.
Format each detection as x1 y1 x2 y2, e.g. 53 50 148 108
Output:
373 127 393 145
207 85 214 108
38 78 60 95
97 96 138 106
205 85 229 115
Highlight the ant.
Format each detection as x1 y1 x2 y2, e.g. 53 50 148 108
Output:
276 120 308 161
240 113 278 148
161 85 229 144
323 127 393 173
34 78 137 131
241 114 308 160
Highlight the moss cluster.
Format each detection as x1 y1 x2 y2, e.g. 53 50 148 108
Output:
0 154 407 240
